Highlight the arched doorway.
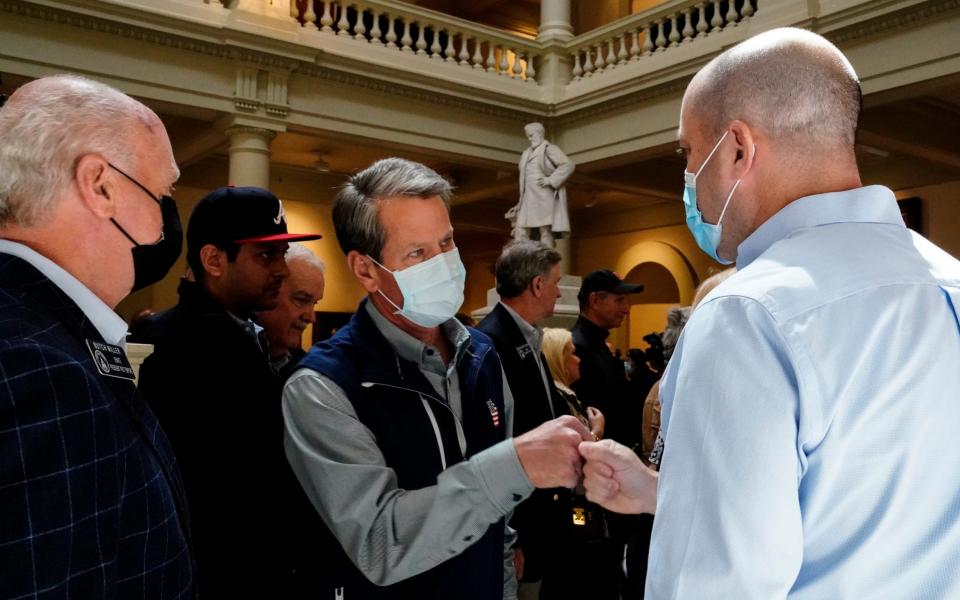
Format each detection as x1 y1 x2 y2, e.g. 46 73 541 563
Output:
611 241 697 352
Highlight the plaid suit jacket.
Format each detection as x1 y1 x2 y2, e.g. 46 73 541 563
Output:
0 253 195 599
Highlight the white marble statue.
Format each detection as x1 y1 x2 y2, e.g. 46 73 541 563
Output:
506 122 575 248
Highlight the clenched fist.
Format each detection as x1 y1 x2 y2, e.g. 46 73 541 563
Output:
514 415 592 489
579 439 659 515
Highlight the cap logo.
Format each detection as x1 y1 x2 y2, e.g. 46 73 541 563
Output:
273 200 286 226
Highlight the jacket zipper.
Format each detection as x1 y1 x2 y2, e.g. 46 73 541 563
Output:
360 381 468 459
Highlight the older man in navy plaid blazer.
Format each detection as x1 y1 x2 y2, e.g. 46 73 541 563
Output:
0 76 194 597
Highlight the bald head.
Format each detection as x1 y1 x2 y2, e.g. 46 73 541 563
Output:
684 28 861 154
0 75 170 227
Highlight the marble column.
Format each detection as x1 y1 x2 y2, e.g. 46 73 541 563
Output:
539 0 574 41
224 126 275 188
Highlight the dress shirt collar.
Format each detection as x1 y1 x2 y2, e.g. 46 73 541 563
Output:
736 185 904 269
365 298 471 377
0 239 129 347
499 301 543 353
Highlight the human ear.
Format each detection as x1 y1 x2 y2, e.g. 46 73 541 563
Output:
199 245 225 278
348 251 380 294
75 154 115 219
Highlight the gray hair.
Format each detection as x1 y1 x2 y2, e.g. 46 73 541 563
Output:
332 157 452 260
495 240 561 299
286 242 325 272
0 74 156 226
662 306 691 362
688 28 861 152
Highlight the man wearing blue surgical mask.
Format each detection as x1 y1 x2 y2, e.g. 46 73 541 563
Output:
579 27 960 598
283 157 594 600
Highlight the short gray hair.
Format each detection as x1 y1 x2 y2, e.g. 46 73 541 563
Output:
0 74 154 226
688 28 861 151
495 240 561 299
286 242 325 272
332 157 452 260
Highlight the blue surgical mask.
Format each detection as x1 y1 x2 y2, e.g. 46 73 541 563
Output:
369 248 466 328
683 130 739 265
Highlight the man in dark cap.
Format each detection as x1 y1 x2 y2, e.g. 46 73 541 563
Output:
572 269 643 448
136 186 321 597
570 269 648 597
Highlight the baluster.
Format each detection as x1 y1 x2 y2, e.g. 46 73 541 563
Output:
414 23 427 55
430 27 442 58
304 0 318 29
696 2 708 37
353 5 367 40
655 18 667 51
571 50 583 80
741 0 755 18
498 46 509 75
682 8 694 42
594 44 605 71
512 51 523 78
726 0 740 26
385 14 397 48
471 38 484 69
336 2 350 35
525 54 536 83
605 39 616 68
486 43 496 72
668 14 680 47
642 26 654 55
369 10 383 44
320 1 334 31
459 35 472 66
443 30 456 61
710 0 723 32
617 33 629 65
400 19 413 52
583 47 594 76
629 28 640 60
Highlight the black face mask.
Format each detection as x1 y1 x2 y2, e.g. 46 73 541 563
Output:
108 163 184 291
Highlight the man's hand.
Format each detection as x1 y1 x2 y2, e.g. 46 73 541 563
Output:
514 415 592 488
513 547 524 581
579 439 658 514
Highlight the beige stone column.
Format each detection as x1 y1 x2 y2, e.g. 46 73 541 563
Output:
539 0 574 40
224 126 276 188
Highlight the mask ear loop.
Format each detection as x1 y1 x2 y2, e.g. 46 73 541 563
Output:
715 141 756 225
367 255 406 314
694 130 730 179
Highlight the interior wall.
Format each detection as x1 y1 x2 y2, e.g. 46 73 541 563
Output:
897 180 960 260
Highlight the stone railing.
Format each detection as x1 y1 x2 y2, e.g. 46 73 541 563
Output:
289 0 540 83
567 0 757 81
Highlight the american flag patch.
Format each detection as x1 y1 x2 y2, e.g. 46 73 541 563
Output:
486 399 501 427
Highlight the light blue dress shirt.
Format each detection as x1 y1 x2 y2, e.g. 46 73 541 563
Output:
0 239 129 346
649 185 960 599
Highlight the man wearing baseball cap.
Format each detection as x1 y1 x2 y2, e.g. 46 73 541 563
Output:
571 269 646 596
136 186 321 597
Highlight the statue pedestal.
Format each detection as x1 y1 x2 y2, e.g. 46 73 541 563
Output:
471 274 581 329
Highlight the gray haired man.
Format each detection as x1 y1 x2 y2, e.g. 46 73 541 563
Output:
283 158 592 600
0 75 192 598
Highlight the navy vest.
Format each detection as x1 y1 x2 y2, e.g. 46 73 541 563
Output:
298 302 507 600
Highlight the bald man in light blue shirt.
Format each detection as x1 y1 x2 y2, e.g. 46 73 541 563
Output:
580 28 960 599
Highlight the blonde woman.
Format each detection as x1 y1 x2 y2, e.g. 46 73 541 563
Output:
539 328 618 600
542 328 603 438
